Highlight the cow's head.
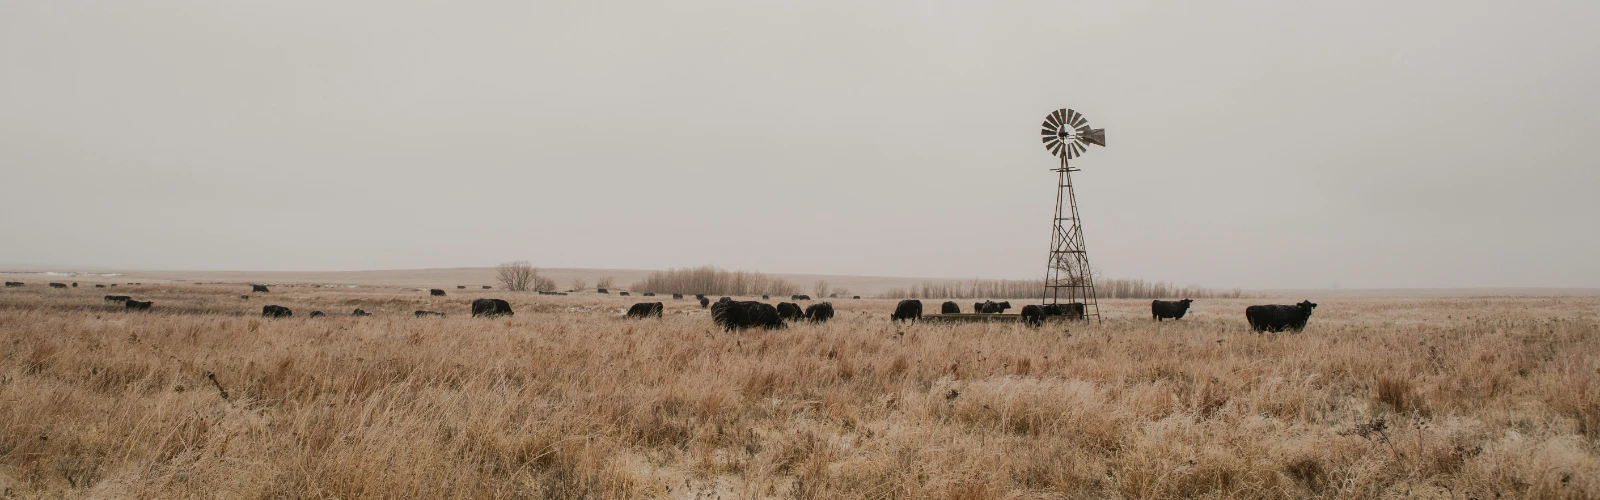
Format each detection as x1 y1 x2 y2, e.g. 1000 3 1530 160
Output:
1297 300 1317 312
1180 299 1194 306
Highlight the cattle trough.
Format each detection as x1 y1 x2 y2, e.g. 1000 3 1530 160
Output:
919 314 1023 323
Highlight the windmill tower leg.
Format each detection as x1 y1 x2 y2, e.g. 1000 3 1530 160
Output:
1043 159 1101 323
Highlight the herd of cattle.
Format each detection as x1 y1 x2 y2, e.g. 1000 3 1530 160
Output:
5 281 1320 333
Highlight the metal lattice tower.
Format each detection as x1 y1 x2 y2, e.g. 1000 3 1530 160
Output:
1038 108 1106 322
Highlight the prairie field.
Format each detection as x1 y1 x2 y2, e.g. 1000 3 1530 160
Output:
2 282 1599 498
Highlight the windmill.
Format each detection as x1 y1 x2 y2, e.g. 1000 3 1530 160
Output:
1039 108 1106 322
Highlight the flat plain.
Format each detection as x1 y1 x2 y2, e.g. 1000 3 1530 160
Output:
2 278 1598 498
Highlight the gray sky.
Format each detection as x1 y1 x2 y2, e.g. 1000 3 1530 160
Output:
2 1 1596 289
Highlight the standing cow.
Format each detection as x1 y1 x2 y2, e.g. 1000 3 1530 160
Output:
891 300 923 323
252 285 270 293
940 301 961 314
430 289 446 297
776 302 805 321
124 300 153 311
471 298 514 317
262 305 292 318
1246 301 1318 332
805 302 835 323
1152 299 1194 321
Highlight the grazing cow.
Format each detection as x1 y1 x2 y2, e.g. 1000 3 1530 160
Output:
672 293 683 300
4 282 22 287
1020 303 1085 327
262 305 293 318
483 285 492 289
695 294 705 300
791 295 811 301
471 298 514 317
430 289 446 297
352 308 371 316
71 282 77 287
251 285 269 293
941 301 961 314
597 288 609 294
49 282 67 288
124 300 152 311
975 301 1012 314
1246 301 1318 332
309 311 325 318
776 302 805 321
710 298 785 331
1152 299 1194 321
804 302 835 323
414 310 445 318
853 296 860 299
619 291 630 296
626 302 664 318
699 297 710 309
94 284 105 288
643 292 656 297
762 295 770 300
457 285 466 289
104 295 131 302
891 300 923 323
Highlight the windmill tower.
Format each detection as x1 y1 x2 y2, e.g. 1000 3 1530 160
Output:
1039 108 1107 322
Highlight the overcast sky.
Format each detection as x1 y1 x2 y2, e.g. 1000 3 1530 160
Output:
2 1 1596 289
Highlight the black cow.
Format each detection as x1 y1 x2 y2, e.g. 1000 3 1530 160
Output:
104 295 131 302
71 282 77 287
791 295 811 301
309 311 325 318
975 301 1012 314
3 282 22 287
891 300 923 323
430 289 446 297
699 297 710 309
673 293 684 300
94 284 105 288
619 291 630 296
710 298 785 331
626 302 664 318
240 295 250 300
776 302 805 321
1020 303 1085 327
124 300 152 311
643 292 656 297
483 285 492 289
414 310 445 318
804 302 835 323
695 294 705 300
108 284 115 287
352 308 371 316
940 301 961 314
852 296 860 299
457 285 466 289
1246 301 1318 332
597 288 609 294
471 298 514 317
49 282 67 288
762 295 770 300
252 285 269 293
1152 299 1194 321
262 305 292 318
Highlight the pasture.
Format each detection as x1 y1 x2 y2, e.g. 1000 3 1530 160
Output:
1 282 1599 497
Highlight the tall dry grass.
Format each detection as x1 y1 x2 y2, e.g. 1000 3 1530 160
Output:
1 284 1598 497
880 277 1247 300
629 266 802 297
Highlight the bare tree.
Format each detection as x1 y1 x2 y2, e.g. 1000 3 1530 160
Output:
814 280 830 299
570 278 587 292
496 261 537 292
596 276 614 290
534 275 557 293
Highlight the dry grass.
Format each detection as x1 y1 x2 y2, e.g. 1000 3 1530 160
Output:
2 283 1599 498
